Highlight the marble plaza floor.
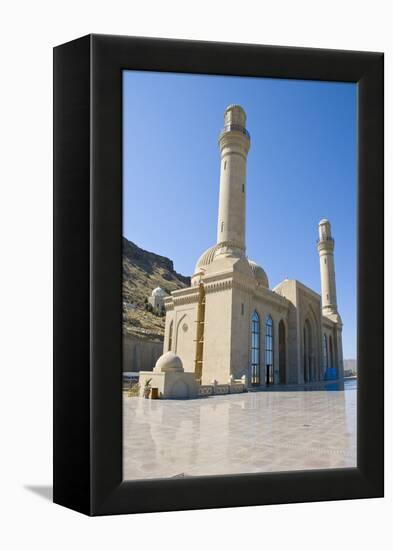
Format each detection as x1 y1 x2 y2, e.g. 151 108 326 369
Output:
123 379 357 480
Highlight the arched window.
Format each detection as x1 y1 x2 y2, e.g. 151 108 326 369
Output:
279 320 286 384
168 320 173 351
323 333 329 370
303 319 312 382
251 311 260 385
265 315 274 385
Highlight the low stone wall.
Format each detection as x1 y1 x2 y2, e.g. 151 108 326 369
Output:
198 381 246 397
198 385 214 397
229 383 245 394
122 332 163 373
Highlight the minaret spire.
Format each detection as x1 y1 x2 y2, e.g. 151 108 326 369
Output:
317 219 339 319
216 105 250 256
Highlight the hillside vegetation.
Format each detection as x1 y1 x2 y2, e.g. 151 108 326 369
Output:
122 237 190 341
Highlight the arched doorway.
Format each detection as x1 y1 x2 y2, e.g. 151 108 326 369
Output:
303 319 313 383
279 320 286 384
329 334 338 379
323 333 328 374
329 335 334 369
265 315 274 385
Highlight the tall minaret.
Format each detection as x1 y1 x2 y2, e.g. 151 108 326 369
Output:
317 219 339 319
216 105 250 256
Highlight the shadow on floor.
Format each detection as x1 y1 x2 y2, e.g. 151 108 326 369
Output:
24 485 52 501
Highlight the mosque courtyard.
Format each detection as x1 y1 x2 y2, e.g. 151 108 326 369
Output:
123 380 356 480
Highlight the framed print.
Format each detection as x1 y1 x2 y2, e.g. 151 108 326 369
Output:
53 34 383 515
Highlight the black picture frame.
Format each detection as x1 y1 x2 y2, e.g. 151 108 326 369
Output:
53 34 384 516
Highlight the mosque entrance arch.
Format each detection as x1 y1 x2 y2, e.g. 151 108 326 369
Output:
328 334 338 379
329 335 334 370
278 320 286 384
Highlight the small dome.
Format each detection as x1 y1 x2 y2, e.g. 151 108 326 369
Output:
152 287 166 297
248 260 269 288
319 218 329 225
194 244 220 273
225 104 246 115
154 351 184 373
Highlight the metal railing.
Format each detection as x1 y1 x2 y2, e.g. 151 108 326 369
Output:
219 124 250 139
317 236 334 244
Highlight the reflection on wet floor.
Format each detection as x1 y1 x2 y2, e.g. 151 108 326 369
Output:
123 379 357 480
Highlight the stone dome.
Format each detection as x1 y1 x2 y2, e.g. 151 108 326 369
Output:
248 260 269 288
152 286 166 297
194 244 220 273
225 104 246 115
154 351 184 373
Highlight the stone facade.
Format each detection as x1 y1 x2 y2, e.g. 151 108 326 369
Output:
160 104 344 391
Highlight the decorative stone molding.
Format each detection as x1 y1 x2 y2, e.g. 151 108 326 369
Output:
198 385 214 397
317 238 334 253
163 297 174 311
214 384 230 395
172 293 200 306
203 271 233 284
219 132 250 155
219 150 248 161
204 279 233 295
214 239 246 254
232 278 257 294
229 383 245 394
197 380 246 397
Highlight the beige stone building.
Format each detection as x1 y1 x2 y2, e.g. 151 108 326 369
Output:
147 105 344 393
148 286 167 314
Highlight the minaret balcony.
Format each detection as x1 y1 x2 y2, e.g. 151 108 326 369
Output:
219 124 250 140
317 236 334 244
317 236 334 253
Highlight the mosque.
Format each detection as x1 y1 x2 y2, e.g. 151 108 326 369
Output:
139 104 344 398
148 286 167 314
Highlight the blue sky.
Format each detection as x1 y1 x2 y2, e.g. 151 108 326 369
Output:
123 71 357 359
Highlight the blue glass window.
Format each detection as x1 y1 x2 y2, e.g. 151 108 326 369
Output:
251 311 260 385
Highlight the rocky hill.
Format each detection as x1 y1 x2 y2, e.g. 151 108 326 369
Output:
122 237 190 341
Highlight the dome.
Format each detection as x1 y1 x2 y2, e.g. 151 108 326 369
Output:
248 260 269 288
154 351 184 373
319 218 329 225
194 244 220 273
224 104 246 115
152 287 166 297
